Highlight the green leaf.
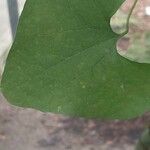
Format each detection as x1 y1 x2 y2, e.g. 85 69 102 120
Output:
1 0 150 119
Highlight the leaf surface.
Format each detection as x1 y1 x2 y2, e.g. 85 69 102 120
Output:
1 0 150 119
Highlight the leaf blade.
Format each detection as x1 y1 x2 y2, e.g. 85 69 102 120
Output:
1 0 150 119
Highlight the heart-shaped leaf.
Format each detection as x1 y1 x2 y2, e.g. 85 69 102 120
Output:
1 0 150 119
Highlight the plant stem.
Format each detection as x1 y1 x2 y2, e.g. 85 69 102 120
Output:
135 125 150 150
121 0 138 36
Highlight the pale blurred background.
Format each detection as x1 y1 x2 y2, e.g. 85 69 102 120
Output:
0 0 150 150
0 0 26 77
111 0 150 63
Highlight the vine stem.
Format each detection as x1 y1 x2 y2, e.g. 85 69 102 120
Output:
135 126 150 150
121 0 138 36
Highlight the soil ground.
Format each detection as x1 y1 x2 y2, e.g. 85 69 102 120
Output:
0 94 150 150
